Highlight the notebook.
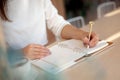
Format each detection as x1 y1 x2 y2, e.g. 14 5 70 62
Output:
32 39 109 74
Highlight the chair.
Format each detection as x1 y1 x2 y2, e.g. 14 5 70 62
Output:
67 16 85 28
97 1 116 19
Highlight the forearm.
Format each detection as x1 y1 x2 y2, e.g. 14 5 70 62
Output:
61 24 88 40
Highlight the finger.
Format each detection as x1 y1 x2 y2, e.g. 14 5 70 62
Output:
29 44 46 49
89 34 99 47
31 54 44 60
30 44 50 53
83 37 89 46
89 40 97 47
34 53 50 59
33 45 50 52
33 48 51 55
32 44 45 48
25 49 48 59
35 55 44 59
33 51 51 56
32 55 42 59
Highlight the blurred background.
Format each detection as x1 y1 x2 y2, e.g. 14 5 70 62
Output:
51 0 120 24
0 0 120 79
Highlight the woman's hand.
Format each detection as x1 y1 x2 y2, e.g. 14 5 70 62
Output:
61 24 99 48
23 44 51 60
81 31 99 48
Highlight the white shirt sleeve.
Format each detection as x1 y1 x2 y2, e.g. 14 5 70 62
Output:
44 0 70 39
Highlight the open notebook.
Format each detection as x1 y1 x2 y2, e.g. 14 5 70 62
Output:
32 39 109 74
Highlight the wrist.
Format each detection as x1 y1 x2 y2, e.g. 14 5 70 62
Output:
72 29 87 41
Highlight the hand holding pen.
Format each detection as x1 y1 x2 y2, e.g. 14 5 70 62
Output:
87 21 94 49
83 21 99 48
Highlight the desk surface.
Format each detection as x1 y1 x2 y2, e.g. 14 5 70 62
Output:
15 8 120 80
61 8 120 80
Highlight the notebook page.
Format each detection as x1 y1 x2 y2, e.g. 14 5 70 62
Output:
32 39 108 74
41 39 108 66
32 39 85 73
41 39 85 67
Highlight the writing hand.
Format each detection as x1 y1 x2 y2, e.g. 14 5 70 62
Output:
83 32 99 48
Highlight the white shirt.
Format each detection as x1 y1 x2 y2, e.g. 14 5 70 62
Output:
3 0 69 49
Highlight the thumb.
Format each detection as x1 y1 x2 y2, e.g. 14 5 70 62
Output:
83 37 89 46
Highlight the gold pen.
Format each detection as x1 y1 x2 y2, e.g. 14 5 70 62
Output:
82 21 94 57
87 21 94 49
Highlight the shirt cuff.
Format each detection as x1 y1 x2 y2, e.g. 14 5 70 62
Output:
56 21 70 41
